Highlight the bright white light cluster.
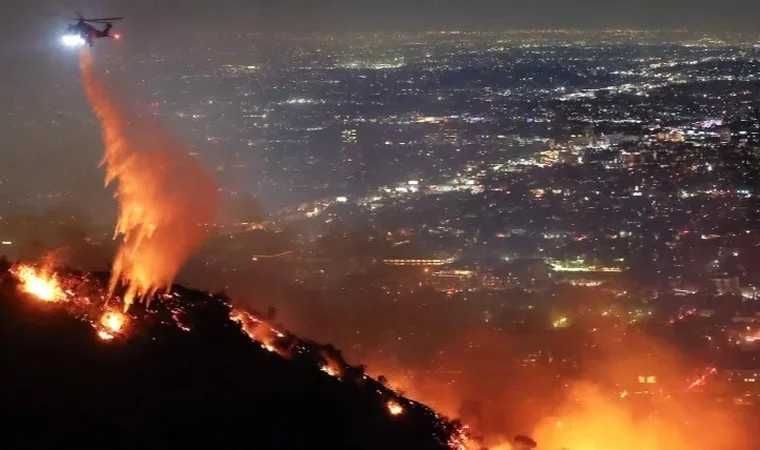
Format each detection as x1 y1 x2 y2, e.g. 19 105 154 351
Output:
61 34 85 47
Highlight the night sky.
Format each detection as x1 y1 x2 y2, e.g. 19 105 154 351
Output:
1 0 759 39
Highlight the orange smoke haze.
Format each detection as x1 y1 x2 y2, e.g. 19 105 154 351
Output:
527 330 748 450
231 282 750 449
79 51 218 311
532 381 734 450
366 326 750 450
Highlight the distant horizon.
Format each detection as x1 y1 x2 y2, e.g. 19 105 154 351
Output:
5 0 760 41
191 27 760 36
211 28 758 36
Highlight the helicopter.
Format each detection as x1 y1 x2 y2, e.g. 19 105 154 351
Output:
60 13 123 47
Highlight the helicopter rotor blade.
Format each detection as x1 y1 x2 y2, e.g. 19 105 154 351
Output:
30 7 71 20
85 17 124 22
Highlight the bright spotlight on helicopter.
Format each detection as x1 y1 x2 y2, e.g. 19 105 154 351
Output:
61 34 86 47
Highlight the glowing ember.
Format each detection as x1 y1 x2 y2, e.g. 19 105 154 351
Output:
95 310 128 341
387 400 404 416
97 330 115 340
321 365 338 376
687 366 717 391
101 311 127 333
171 310 191 332
11 264 66 302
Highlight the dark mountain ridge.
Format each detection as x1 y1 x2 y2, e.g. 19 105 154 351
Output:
0 262 461 449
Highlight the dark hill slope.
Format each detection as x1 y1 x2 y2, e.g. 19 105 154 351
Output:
0 268 458 450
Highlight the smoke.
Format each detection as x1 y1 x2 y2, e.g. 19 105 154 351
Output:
220 267 752 448
0 204 114 271
79 51 218 311
528 328 748 450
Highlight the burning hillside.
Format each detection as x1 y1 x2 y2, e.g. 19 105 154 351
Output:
0 260 469 449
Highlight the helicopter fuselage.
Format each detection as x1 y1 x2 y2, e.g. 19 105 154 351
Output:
66 21 112 46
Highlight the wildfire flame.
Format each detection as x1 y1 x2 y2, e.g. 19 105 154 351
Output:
101 311 126 332
387 400 404 416
97 310 128 340
97 330 115 340
230 309 286 355
11 263 66 303
8 260 133 341
79 50 218 311
448 424 472 450
320 355 344 378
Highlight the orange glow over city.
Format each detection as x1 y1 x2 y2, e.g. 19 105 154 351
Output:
358 326 751 450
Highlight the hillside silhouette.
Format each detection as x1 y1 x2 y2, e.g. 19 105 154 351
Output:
0 262 459 450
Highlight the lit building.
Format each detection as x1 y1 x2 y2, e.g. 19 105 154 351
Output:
712 277 740 296
382 257 455 266
741 286 759 300
724 369 760 402
618 151 636 166
569 133 594 149
341 129 358 143
428 270 474 292
718 127 732 143
480 272 507 290
442 127 459 145
549 258 624 273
